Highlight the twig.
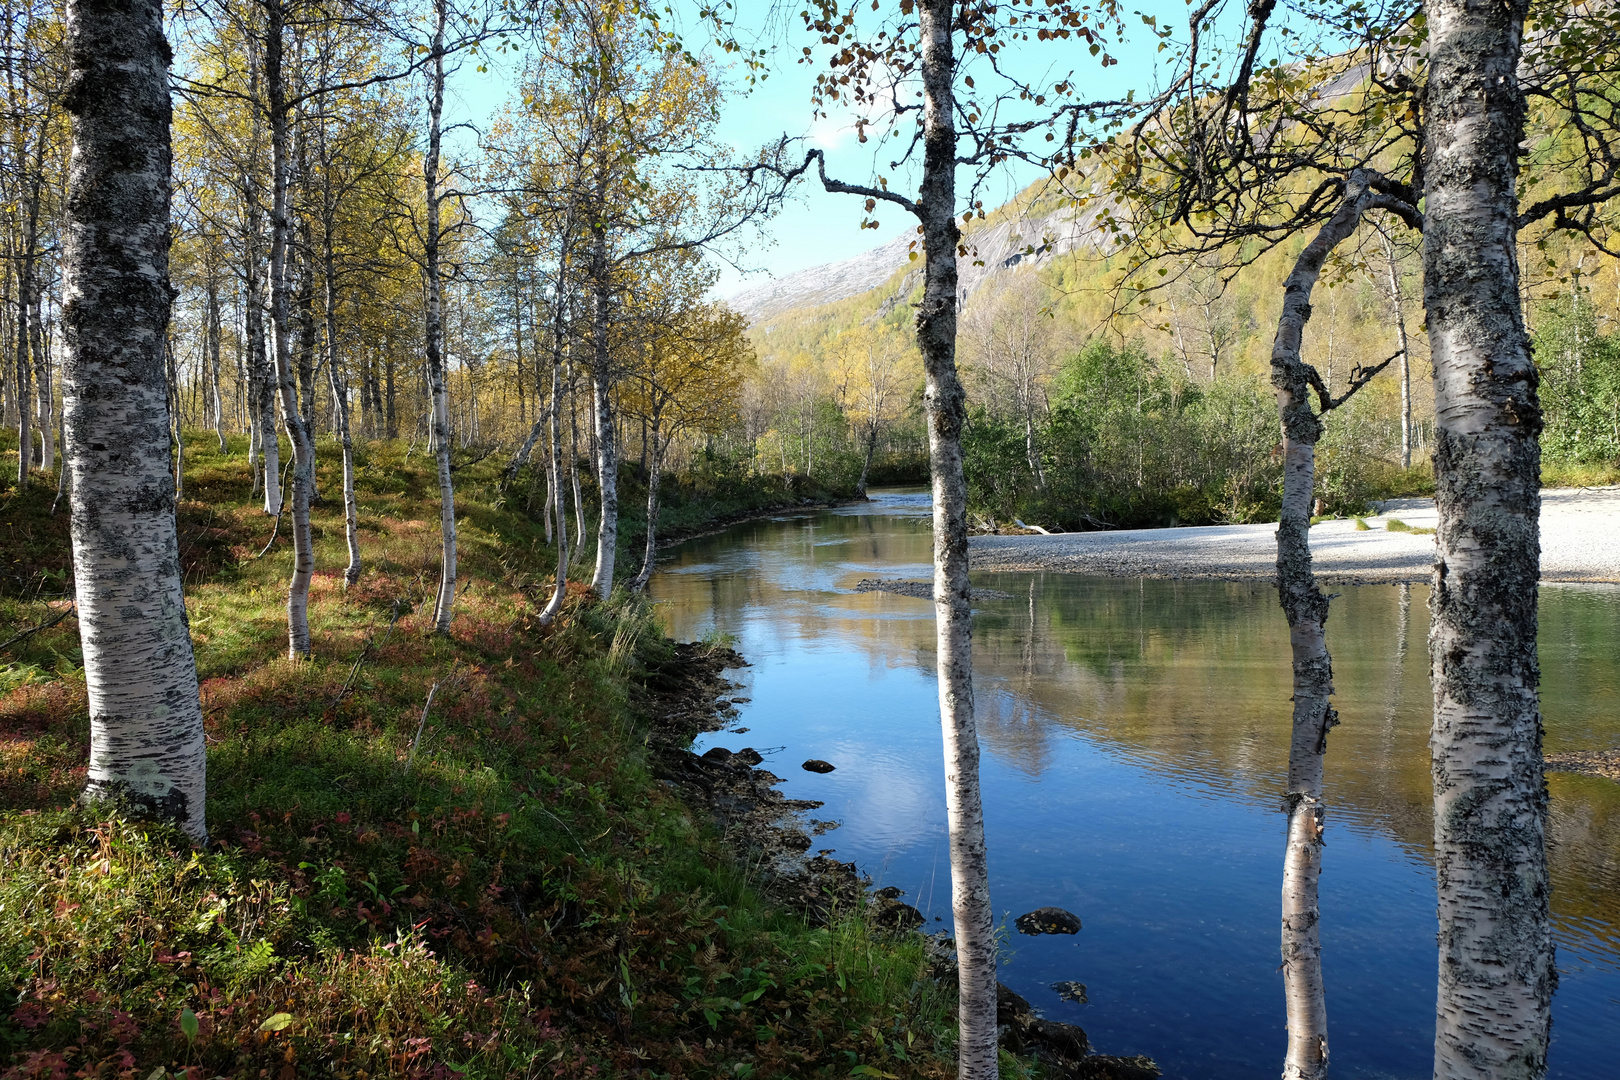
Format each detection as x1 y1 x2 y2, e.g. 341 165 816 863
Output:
330 603 405 712
0 605 76 655
253 457 297 558
404 681 440 777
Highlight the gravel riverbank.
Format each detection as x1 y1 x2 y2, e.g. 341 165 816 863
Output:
968 487 1620 584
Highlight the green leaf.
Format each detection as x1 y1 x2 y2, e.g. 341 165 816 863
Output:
179 1008 199 1043
257 1013 295 1033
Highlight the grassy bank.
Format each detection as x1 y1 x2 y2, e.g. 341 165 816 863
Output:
0 435 955 1079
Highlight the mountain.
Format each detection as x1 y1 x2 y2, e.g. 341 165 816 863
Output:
727 182 1119 327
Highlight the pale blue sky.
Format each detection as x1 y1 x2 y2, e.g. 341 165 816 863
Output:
443 2 1193 296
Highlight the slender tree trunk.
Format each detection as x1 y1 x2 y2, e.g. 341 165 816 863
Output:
919 5 996 1075
1267 173 1395 1080
569 360 587 565
857 421 877 497
1423 2 1554 1077
1381 237 1414 471
15 250 32 484
167 335 184 499
33 292 53 471
630 400 663 592
62 0 207 842
209 281 226 451
588 222 617 593
538 307 572 625
324 248 360 587
264 1 315 659
423 0 456 634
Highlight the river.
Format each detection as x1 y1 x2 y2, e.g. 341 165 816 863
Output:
647 489 1620 1080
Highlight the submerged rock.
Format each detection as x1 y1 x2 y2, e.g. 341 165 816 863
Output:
802 759 836 773
1052 980 1088 1003
1068 1055 1162 1079
1016 906 1082 935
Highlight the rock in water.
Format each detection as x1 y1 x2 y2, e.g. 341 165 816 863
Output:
996 983 1033 1029
1029 1018 1091 1060
701 746 734 764
1052 980 1088 1003
802 759 836 773
1016 906 1082 935
735 747 764 765
1069 1056 1162 1079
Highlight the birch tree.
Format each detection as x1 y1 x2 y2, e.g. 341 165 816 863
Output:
1424 1 1554 1072
750 3 1126 1073
61 0 208 842
1108 1 1620 1074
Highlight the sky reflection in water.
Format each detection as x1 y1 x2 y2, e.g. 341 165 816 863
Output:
648 489 1620 1080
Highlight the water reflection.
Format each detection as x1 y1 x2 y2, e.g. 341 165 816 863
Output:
649 490 1620 1080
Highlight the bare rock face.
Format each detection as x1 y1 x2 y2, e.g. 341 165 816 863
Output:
802 759 836 774
1016 906 1082 935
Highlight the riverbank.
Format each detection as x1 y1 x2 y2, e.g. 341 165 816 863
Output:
969 487 1620 583
0 437 958 1079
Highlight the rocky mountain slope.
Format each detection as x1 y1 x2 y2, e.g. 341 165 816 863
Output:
728 182 1119 326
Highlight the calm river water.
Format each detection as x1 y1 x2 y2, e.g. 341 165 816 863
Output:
647 489 1620 1080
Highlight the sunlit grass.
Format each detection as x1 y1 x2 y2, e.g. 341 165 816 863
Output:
0 430 953 1079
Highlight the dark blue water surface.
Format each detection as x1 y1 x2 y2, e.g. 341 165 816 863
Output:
648 490 1620 1080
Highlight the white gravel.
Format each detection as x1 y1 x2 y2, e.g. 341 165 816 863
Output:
969 487 1620 583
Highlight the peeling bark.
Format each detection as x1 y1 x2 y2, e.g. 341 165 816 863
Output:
61 0 207 842
1423 1 1555 1076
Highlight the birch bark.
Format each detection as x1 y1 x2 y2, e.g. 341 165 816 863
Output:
1423 1 1555 1075
264 1 316 658
1270 174 1381 1080
423 0 457 634
61 0 207 842
588 223 618 594
916 5 996 1076
1381 236 1413 470
629 396 663 592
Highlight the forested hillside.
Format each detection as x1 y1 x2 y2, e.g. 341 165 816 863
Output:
742 179 1620 530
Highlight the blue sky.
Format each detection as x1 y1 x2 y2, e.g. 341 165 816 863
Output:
444 2 1191 297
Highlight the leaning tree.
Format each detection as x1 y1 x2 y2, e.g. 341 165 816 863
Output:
1108 1 1620 1076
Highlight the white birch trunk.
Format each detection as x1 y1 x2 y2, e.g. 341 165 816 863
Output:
61 0 207 842
588 220 617 595
424 0 456 634
630 399 663 593
1268 176 1383 1080
917 5 996 1076
1382 237 1414 470
264 3 315 658
1424 2 1554 1076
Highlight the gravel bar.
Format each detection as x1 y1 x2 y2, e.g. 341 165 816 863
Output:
968 487 1620 584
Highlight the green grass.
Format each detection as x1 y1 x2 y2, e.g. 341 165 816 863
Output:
1384 518 1436 535
0 433 953 1079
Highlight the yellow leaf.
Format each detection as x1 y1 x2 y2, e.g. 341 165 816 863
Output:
258 1013 294 1033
